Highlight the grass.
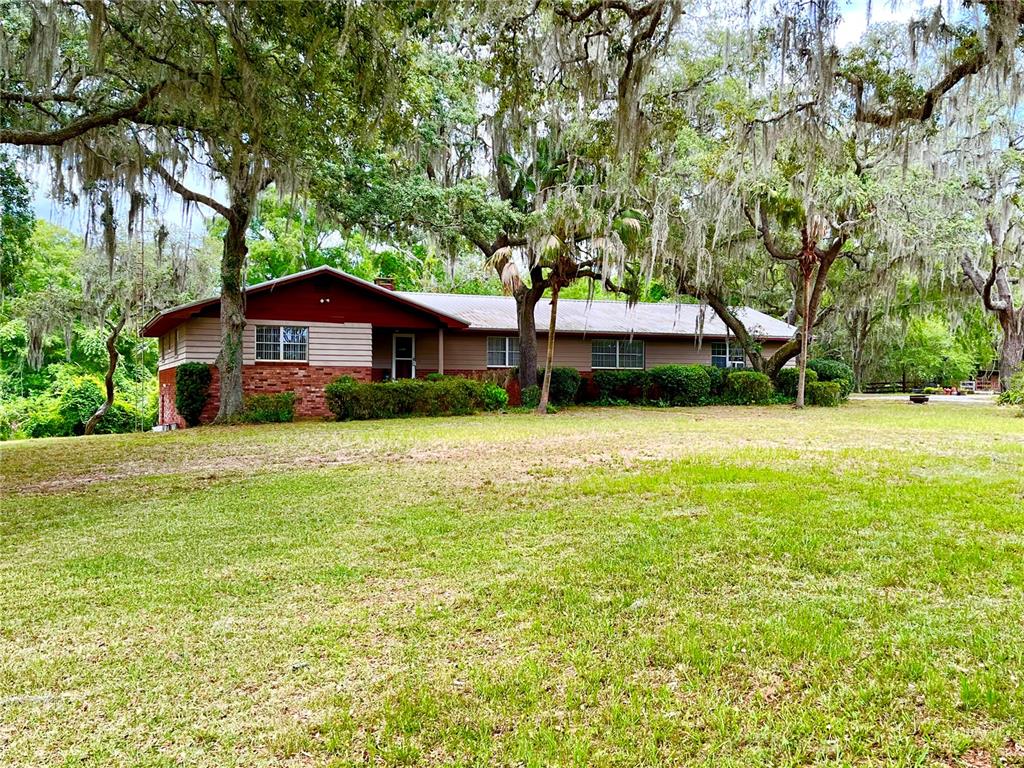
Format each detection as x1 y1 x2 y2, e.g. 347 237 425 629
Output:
2 400 1022 767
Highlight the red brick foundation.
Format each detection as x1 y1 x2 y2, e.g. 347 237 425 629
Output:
244 364 371 418
158 364 372 425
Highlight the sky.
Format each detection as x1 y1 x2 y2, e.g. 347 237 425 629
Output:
26 0 924 238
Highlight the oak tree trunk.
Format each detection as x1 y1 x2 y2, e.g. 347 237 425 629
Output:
998 314 1023 391
537 285 560 414
84 313 127 435
216 210 250 420
515 280 545 391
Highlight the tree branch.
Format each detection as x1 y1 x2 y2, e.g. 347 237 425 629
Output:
0 81 168 146
150 161 234 221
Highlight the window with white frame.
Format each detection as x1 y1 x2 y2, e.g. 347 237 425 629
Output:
591 339 645 369
255 325 308 361
710 341 745 368
486 336 520 367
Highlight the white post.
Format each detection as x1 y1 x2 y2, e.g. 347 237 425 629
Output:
438 327 445 375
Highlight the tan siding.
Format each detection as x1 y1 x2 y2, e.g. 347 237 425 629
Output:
157 330 184 370
184 317 221 364
241 319 370 366
645 338 713 366
538 334 593 371
445 334 488 370
414 331 439 371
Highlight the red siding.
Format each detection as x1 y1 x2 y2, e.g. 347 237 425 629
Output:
195 276 445 329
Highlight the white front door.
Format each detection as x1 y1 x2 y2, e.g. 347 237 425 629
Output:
392 333 416 379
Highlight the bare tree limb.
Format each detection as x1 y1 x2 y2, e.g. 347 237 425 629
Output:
150 161 234 221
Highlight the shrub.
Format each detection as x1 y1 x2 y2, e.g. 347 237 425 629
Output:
537 367 581 405
520 384 541 409
23 400 72 438
424 372 446 382
997 373 1024 406
94 398 151 434
57 375 105 434
482 382 509 411
922 386 944 395
700 365 726 396
242 392 296 423
647 365 711 406
593 369 648 403
774 366 818 397
807 358 854 399
807 381 841 407
175 362 213 426
325 376 489 420
324 376 360 420
724 370 773 405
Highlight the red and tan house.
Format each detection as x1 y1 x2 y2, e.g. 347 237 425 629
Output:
142 265 797 425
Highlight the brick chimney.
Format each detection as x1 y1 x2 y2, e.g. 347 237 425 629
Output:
374 277 396 290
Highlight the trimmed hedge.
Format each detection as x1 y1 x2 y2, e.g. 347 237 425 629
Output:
324 375 503 420
537 367 581 405
701 365 726 396
807 358 854 399
724 370 774 405
807 380 841 407
774 366 818 397
176 362 213 426
647 365 711 405
593 369 648 403
241 392 296 423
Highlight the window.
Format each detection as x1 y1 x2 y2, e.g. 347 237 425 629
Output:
487 336 520 367
591 339 645 369
711 341 745 369
255 325 308 361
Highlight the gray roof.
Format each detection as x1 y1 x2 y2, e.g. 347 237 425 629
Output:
396 291 797 340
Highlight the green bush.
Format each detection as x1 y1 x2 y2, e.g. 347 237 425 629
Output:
325 376 489 420
482 382 509 411
922 386 944 395
807 381 841 407
593 369 648 403
537 367 581 405
997 373 1024 406
520 385 541 409
175 363 213 427
647 365 711 406
724 370 773 405
700 365 726 396
807 358 854 399
94 398 152 433
23 400 71 438
57 375 105 434
242 392 296 423
774 366 818 397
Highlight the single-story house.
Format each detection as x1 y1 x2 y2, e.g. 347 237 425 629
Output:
142 265 797 425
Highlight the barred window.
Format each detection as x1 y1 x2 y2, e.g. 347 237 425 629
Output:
486 336 519 367
591 339 644 369
711 341 744 369
255 325 307 362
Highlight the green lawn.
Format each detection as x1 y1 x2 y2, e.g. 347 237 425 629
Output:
2 401 1022 767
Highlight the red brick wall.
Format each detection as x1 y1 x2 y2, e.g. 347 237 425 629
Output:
158 364 371 425
244 364 370 418
159 366 220 427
